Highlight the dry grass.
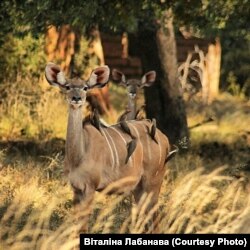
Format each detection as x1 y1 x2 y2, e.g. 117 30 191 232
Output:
0 78 250 249
0 78 67 140
1 157 249 249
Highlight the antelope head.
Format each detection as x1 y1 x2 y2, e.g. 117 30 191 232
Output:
45 62 110 109
112 69 156 119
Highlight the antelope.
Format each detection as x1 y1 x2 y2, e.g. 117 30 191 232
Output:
112 69 156 120
45 63 173 232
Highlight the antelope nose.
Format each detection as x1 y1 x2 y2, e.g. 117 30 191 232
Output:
72 96 81 102
129 93 136 99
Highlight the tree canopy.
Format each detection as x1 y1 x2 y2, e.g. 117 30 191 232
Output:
3 0 249 36
0 0 249 91
2 0 249 88
1 1 157 35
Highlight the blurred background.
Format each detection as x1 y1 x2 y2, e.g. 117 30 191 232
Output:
0 0 249 247
0 0 249 141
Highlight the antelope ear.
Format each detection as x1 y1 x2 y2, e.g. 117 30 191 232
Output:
87 65 110 89
112 69 126 86
45 62 67 87
140 71 156 88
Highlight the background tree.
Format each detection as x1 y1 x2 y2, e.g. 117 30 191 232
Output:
171 0 250 95
1 0 249 143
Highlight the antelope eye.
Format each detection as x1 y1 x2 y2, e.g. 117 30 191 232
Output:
83 86 88 91
65 86 70 91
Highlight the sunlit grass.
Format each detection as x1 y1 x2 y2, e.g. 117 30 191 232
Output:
0 78 69 140
0 77 250 249
0 156 249 249
187 93 250 132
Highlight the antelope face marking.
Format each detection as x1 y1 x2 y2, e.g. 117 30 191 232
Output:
127 80 140 100
64 80 89 109
45 63 110 109
112 69 156 98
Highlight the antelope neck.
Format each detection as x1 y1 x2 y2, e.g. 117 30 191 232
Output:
127 97 136 120
65 107 85 167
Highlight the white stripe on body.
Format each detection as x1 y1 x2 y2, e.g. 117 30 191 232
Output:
129 123 143 166
104 129 120 168
156 132 162 165
143 125 152 161
101 129 115 169
109 126 134 166
109 126 126 144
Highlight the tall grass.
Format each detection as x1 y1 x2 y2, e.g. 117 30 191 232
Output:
0 78 67 140
0 157 249 249
0 75 249 249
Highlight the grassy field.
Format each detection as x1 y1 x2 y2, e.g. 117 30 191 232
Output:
0 78 250 249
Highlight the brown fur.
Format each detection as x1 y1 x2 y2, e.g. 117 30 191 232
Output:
45 63 170 232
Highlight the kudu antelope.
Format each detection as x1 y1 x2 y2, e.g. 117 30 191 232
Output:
112 69 156 120
45 63 172 232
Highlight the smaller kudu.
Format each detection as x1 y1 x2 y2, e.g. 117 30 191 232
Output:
112 69 156 120
45 63 173 232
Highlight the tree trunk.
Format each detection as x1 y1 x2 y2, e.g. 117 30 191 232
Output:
45 26 58 62
206 38 221 103
45 25 75 75
86 26 111 114
138 10 189 144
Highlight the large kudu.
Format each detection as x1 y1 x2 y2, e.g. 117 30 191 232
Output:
45 63 172 232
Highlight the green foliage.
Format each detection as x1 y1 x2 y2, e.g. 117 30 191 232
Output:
172 0 249 36
221 34 250 92
1 0 249 44
226 72 242 97
0 1 17 44
0 33 46 82
0 0 249 90
0 78 67 140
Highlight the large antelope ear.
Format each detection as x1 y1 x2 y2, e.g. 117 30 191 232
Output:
140 71 156 88
112 69 126 86
45 62 67 87
87 65 110 89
